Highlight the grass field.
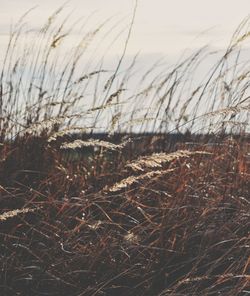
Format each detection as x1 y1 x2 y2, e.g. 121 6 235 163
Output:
0 7 249 296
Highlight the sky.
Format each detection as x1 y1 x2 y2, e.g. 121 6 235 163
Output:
0 0 249 132
1 0 250 60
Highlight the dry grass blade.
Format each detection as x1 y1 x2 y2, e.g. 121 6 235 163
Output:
109 169 175 192
48 127 93 142
51 34 68 48
203 104 250 118
127 150 212 171
74 70 108 84
106 88 126 104
124 231 139 243
179 274 250 285
60 139 123 150
222 120 249 126
22 118 63 135
235 31 250 44
0 208 39 221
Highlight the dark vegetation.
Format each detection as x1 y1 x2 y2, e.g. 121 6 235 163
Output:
0 6 249 296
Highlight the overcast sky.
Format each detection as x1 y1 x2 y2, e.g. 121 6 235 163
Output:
0 0 249 132
1 0 250 59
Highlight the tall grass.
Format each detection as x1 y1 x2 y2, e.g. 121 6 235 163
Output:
0 6 249 296
0 7 249 141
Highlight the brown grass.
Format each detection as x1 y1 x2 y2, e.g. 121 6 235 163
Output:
0 133 249 296
0 7 249 296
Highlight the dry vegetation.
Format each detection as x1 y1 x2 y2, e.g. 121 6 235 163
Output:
0 6 249 296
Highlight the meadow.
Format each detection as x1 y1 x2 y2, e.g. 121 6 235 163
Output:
0 7 249 296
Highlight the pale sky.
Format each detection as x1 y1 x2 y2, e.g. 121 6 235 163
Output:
1 0 250 59
0 0 249 132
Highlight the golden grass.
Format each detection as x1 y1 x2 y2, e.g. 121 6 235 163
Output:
48 127 92 142
0 208 39 221
203 104 250 118
60 139 123 150
109 168 175 192
126 150 212 171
